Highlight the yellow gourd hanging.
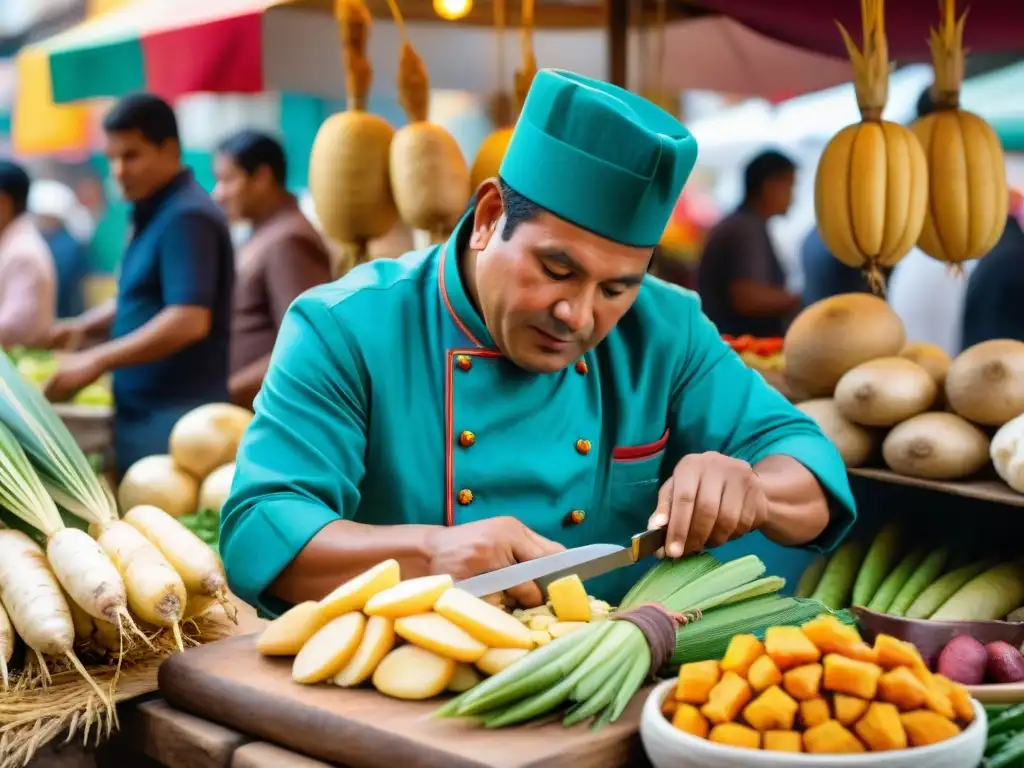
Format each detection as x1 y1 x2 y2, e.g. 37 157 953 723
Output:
911 0 1008 265
308 0 397 266
814 0 928 292
469 0 536 190
385 0 471 244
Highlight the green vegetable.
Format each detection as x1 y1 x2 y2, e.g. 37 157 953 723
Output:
810 538 867 609
887 546 950 617
931 561 1024 622
867 544 928 613
794 555 828 599
988 729 1024 768
987 732 1014 756
988 703 1024 736
852 521 903 606
905 557 1000 620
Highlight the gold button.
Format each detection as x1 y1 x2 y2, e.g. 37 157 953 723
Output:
457 488 474 505
456 355 472 371
459 430 476 448
575 439 592 455
575 359 588 375
564 509 586 526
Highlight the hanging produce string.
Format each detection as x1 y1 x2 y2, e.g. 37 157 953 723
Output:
495 0 506 116
610 602 701 676
654 0 667 104
515 0 536 112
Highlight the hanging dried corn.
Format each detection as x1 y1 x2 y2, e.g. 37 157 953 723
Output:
911 0 1008 266
385 0 472 245
813 0 928 292
308 0 398 268
469 0 537 190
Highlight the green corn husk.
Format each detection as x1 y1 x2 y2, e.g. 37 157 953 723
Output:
0 352 116 525
620 552 719 607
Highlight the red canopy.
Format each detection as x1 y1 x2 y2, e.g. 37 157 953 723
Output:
695 0 1024 61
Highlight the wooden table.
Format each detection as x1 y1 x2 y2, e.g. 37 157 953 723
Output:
849 467 1024 508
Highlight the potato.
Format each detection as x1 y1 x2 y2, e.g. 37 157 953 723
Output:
937 635 987 685
985 641 1024 684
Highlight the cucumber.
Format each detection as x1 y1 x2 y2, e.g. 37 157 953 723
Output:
887 546 950 617
810 538 867 610
866 545 929 614
795 555 828 599
851 521 903 606
905 556 1000 620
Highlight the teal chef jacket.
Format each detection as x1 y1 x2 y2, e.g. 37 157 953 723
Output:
220 217 858 617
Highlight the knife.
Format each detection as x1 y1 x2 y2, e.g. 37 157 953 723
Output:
455 527 668 599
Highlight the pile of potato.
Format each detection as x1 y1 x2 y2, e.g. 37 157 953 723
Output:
784 293 1024 487
257 561 609 701
663 613 976 753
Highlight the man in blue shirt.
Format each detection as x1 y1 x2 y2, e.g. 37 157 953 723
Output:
45 94 235 478
961 198 1024 348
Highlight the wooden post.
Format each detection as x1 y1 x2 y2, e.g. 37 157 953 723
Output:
606 0 628 87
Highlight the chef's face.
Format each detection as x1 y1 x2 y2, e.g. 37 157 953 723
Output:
468 182 651 374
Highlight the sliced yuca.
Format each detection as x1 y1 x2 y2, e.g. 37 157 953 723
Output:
319 559 401 621
91 520 187 650
0 421 138 645
0 598 12 690
292 612 366 684
546 574 591 622
475 648 530 676
434 588 533 649
123 504 236 622
364 574 452 619
0 528 107 703
448 663 483 693
334 615 396 687
258 601 330 656
372 644 455 700
394 613 487 663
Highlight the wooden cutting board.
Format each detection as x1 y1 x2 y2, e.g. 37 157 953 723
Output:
159 634 653 768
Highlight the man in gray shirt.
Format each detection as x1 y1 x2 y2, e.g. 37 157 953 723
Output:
697 150 802 337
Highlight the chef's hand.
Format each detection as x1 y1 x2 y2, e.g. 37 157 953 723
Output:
647 452 769 559
425 516 565 608
43 351 105 402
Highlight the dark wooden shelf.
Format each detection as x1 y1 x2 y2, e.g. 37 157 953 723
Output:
848 467 1024 508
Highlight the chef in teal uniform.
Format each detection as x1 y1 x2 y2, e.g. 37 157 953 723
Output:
220 70 856 617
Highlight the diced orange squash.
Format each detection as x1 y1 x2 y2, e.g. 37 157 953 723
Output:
833 694 869 726
720 634 765 677
800 615 877 663
922 675 956 719
661 697 678 717
899 710 960 747
708 723 760 750
765 626 821 670
783 663 823 700
877 666 928 710
822 653 882 699
742 685 799 731
700 671 752 725
672 703 710 738
855 702 908 751
941 676 975 722
748 654 783 692
800 697 831 728
874 634 927 672
763 730 803 752
803 719 866 754
675 660 721 705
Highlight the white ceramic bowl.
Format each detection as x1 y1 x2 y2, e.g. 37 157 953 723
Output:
640 678 987 768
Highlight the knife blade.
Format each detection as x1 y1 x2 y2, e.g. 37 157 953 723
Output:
454 527 668 599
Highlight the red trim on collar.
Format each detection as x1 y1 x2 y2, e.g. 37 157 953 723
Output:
438 240 485 349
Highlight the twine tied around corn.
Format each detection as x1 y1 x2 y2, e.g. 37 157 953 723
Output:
611 602 701 677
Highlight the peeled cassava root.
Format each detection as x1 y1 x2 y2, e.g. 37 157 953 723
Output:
814 0 927 291
784 293 906 399
883 412 989 480
389 28 470 244
796 399 877 468
945 339 1024 426
834 357 937 427
309 0 397 265
911 0 1008 265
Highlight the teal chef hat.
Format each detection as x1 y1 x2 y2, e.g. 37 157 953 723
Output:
498 69 699 249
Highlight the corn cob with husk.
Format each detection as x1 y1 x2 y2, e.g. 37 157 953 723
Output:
385 0 471 246
309 0 398 269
